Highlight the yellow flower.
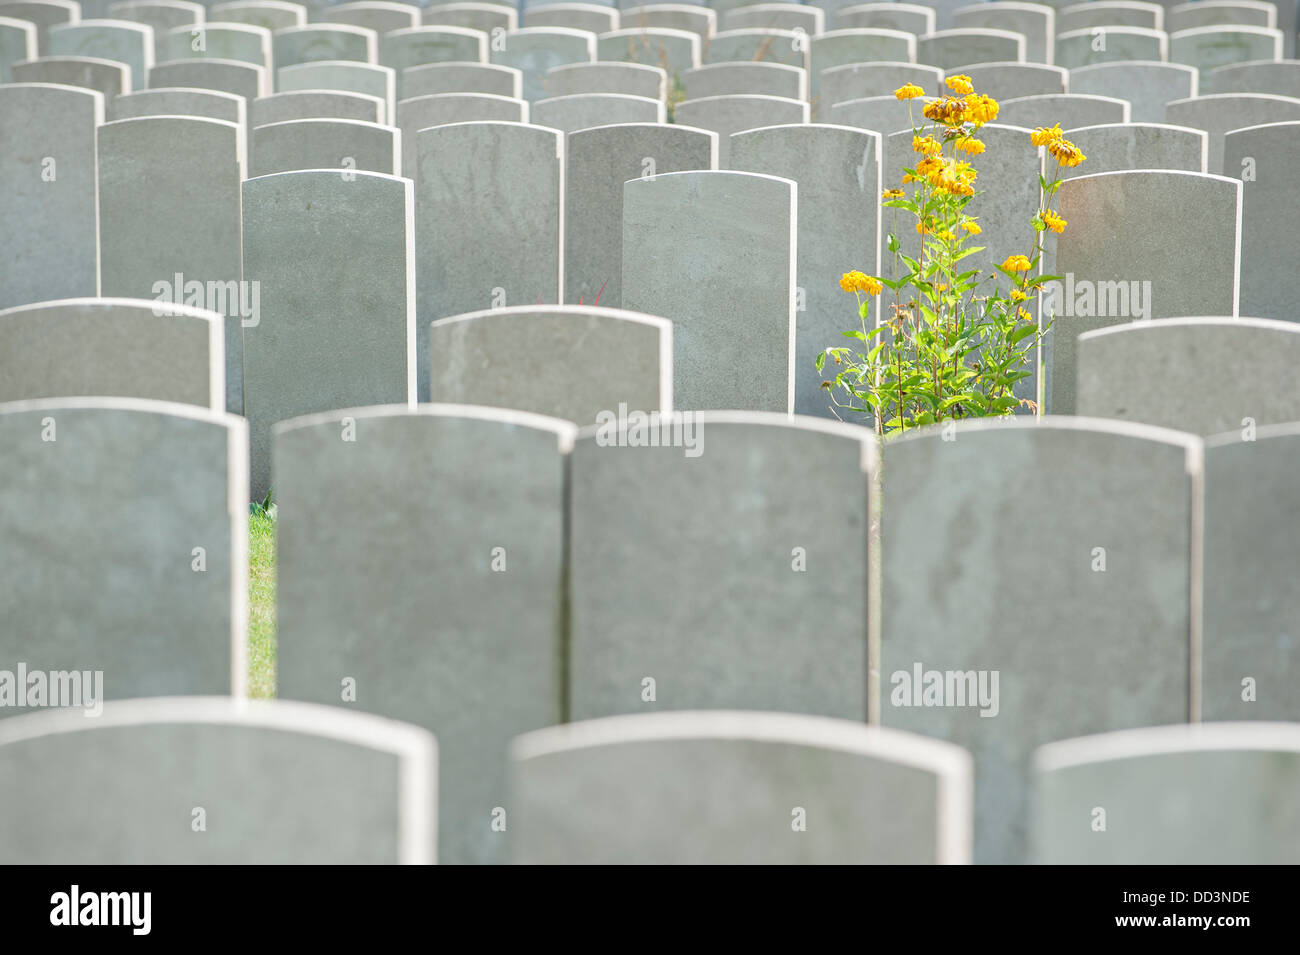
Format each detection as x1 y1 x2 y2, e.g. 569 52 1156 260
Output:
964 93 998 125
923 96 969 126
881 188 905 199
913 134 942 155
895 83 925 100
839 270 881 295
1030 124 1062 147
914 154 943 176
1002 255 1031 273
1047 137 1086 167
1042 209 1067 233
1018 307 1032 321
946 74 974 95
962 221 981 235
1010 288 1028 301
937 230 956 241
954 136 985 155
901 172 916 183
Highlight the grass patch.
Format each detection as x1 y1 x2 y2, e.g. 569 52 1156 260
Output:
248 510 276 698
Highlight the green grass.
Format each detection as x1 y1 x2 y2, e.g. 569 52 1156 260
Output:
248 511 276 698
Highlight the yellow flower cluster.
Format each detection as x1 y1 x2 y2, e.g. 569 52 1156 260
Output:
1010 288 1028 302
962 221 981 235
894 83 926 100
954 136 985 155
840 270 883 295
1031 124 1087 167
927 158 977 197
1002 255 1031 273
882 188 905 199
946 74 973 96
913 135 942 155
1042 209 1067 233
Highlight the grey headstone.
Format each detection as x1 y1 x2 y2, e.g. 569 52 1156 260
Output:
953 2 1054 64
564 121 716 308
810 28 916 102
0 297 223 409
13 54 129 97
999 92 1130 128
544 59 665 98
819 60 942 112
674 92 807 164
277 59 395 125
683 60 805 99
1169 0 1276 32
1169 24 1283 72
323 0 420 35
0 16 37 80
209 0 307 33
834 2 933 34
149 55 268 99
97 115 245 414
420 1 516 34
494 27 595 100
1062 121 1207 178
705 27 806 68
1033 724 1300 863
0 83 101 310
623 3 716 41
0 697 436 863
623 171 797 411
1166 92 1300 170
381 25 486 99
1224 121 1300 321
429 306 670 421
1055 26 1166 68
1047 171 1241 412
250 116 397 175
0 398 248 710
49 19 152 88
917 28 1026 69
597 25 697 78
955 61 1067 99
252 88 385 125
109 1 204 62
725 2 820 34
397 91 525 175
401 59 521 97
0 0 79 56
273 23 375 69
829 92 918 135
524 2 619 33
1204 426 1300 721
108 84 245 123
1207 58 1300 96
275 404 569 866
1069 60 1197 122
160 21 269 69
533 90 662 129
570 413 876 717
883 417 1198 864
730 123 881 419
511 712 973 863
1057 1 1163 33
415 122 561 400
242 170 414 501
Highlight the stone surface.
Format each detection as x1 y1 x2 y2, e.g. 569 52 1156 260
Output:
160 21 269 68
683 60 805 100
209 0 307 32
398 92 526 177
0 298 224 410
1224 121 1300 321
1169 1 1277 32
0 697 436 863
428 306 671 422
252 89 385 125
705 27 805 68
0 398 248 711
624 4 716 41
1048 171 1241 413
569 413 876 717
109 1 204 62
882 417 1198 864
524 2 619 33
622 171 796 411
0 16 36 81
834 2 933 34
1207 58 1300 97
956 61 1067 99
565 121 715 308
1033 724 1300 863
544 59 665 98
0 0 78 55
149 55 268 100
415 122 561 399
998 92 1130 129
917 28 1026 69
323 0 420 35
242 170 414 501
829 93 926 135
809 29 917 104
402 59 521 98
275 404 569 866
494 26 595 100
1167 92 1300 174
272 23 375 70
674 92 807 164
726 2 822 34
420 1 516 34
0 83 102 310
1062 121 1207 177
277 59 395 126
382 25 488 99
250 117 398 176
49 19 153 88
730 123 881 419
953 2 1054 64
1170 24 1282 72
1068 60 1197 123
1054 25 1166 68
533 90 662 130
819 60 942 113
13 54 129 98
109 85 245 124
511 711 972 863
1056 1 1163 34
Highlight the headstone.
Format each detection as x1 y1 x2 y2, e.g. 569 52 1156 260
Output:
1076 317 1300 434
0 298 224 410
97 115 246 413
726 3 822 35
273 23 375 69
0 697 436 863
1203 426 1300 721
511 711 973 863
1166 92 1300 170
49 19 152 88
209 0 306 32
1047 171 1241 412
569 413 876 717
1069 60 1197 122
420 1 516 34
381 25 486 99
253 89 384 125
323 0 420 35
1169 25 1283 72
159 22 269 69
402 59 521 98
533 90 662 129
1061 121 1207 177
241 170 414 502
275 404 569 866
674 92 807 164
834 2 934 35
730 123 882 418
597 25 697 78
414 121 561 399
149 54 267 99
13 54 129 98
683 61 805 99
1033 723 1300 863
623 4 716 42
397 92 525 174
277 60 395 125
0 16 38 81
955 61 1067 99
1000 92 1130 128
1207 58 1300 96
250 117 398 175
623 172 796 410
564 121 715 308
809 28 916 103
1224 120 1300 321
0 398 248 710
109 0 204 62
428 306 671 421
829 93 917 136
882 417 1198 864
819 61 942 113
917 28 1026 69
1054 26 1167 68
1169 1 1277 33
705 27 806 68
0 0 79 55
953 2 1054 64
109 85 245 123
544 59 665 98
0 83 102 310
1056 0 1163 34
493 26 595 100
524 2 620 33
